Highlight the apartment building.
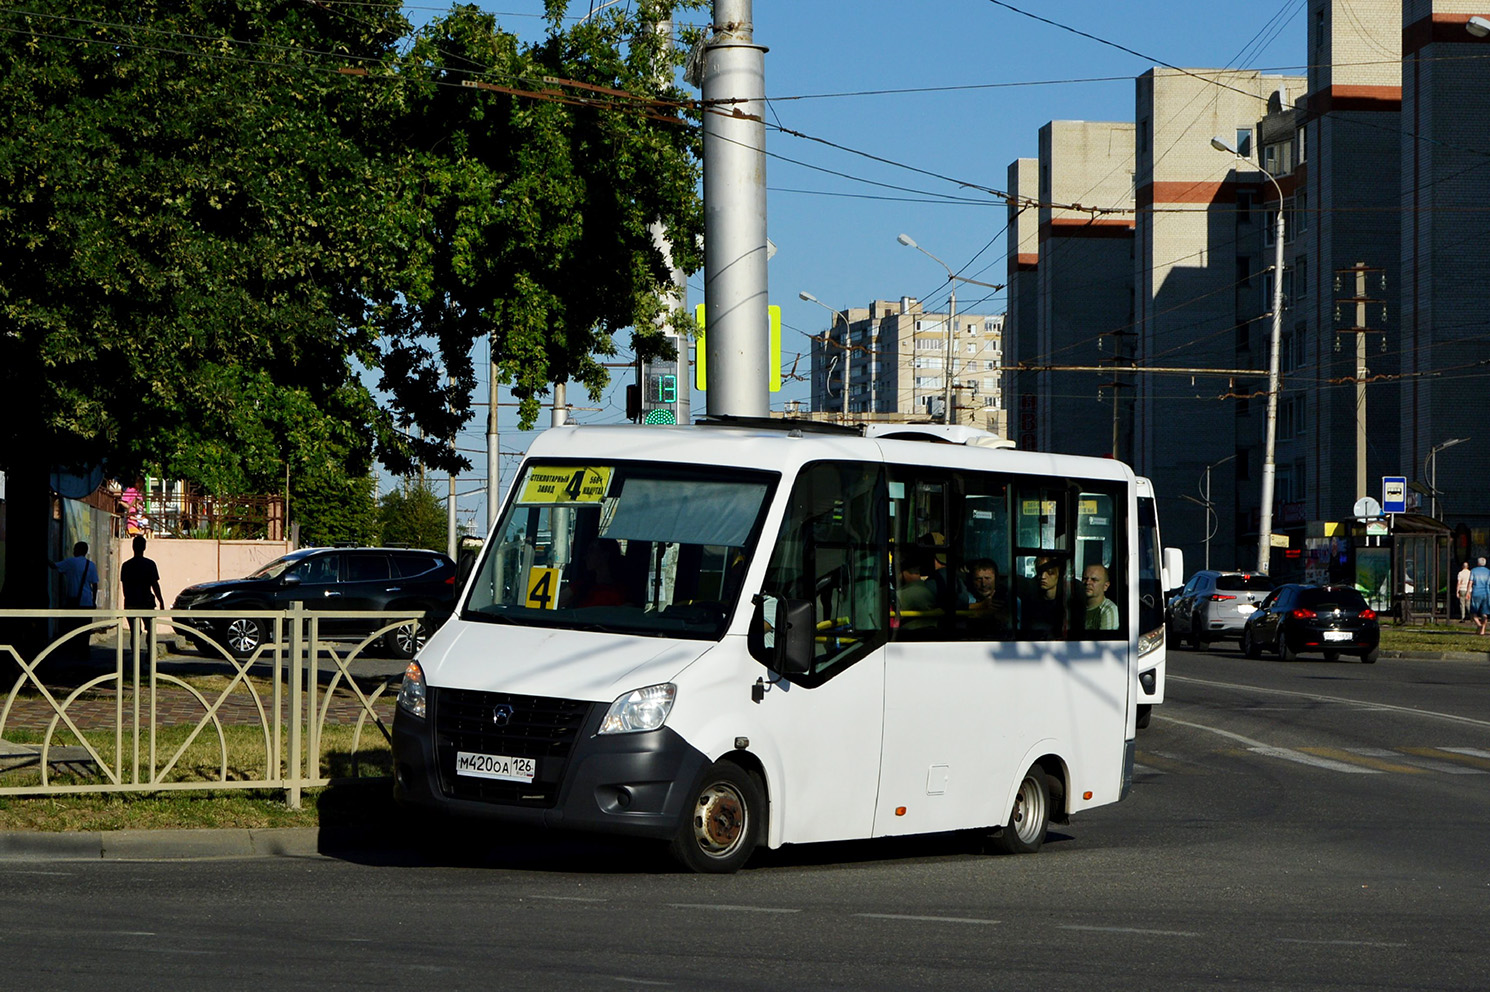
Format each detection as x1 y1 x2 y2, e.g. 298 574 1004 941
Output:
1400 1 1490 558
1036 120 1137 461
808 298 1007 434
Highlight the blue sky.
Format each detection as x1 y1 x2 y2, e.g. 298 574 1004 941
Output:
400 1 1308 527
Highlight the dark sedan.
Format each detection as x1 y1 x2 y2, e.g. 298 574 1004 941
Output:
1241 583 1380 664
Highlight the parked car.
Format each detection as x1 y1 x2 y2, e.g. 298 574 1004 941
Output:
173 547 457 658
1167 569 1275 649
1241 583 1380 663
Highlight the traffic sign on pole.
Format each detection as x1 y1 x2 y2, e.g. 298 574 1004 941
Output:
1382 476 1407 514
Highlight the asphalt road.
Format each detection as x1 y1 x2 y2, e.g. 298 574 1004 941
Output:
3 646 1488 991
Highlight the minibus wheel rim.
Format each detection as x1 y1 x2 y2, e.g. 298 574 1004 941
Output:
692 781 748 858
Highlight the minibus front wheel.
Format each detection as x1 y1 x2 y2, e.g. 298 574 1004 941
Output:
670 761 763 874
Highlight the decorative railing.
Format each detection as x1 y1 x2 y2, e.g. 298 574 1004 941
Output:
0 605 427 807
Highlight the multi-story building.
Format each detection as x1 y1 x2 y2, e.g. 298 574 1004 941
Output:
1005 158 1041 451
808 298 1006 433
1011 0 1490 585
1400 1 1490 562
1036 120 1136 462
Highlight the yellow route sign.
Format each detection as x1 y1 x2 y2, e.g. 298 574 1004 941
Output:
520 466 612 504
525 567 561 609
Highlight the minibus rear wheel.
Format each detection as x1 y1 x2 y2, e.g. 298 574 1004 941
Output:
670 761 763 874
989 766 1049 855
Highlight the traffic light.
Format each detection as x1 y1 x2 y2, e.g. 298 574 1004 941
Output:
625 384 641 422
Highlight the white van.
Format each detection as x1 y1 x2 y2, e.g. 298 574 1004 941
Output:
394 418 1144 872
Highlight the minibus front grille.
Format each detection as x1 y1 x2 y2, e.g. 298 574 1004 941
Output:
432 688 594 808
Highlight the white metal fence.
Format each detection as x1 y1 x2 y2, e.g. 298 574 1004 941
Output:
0 604 427 807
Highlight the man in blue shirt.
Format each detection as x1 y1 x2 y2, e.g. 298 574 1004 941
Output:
52 541 98 608
50 541 98 661
1470 557 1490 636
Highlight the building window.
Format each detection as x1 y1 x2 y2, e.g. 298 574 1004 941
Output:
1236 128 1252 158
1294 189 1308 233
1237 257 1251 287
1237 190 1254 224
1293 256 1307 300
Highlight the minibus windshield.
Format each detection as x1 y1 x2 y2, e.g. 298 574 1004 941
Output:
463 462 777 639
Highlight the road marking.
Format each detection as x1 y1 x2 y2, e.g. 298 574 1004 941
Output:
1277 938 1407 948
1434 746 1490 769
1355 747 1484 774
668 903 800 914
1297 747 1426 774
1059 924 1201 937
857 913 1001 925
527 895 605 903
1168 674 1490 730
1245 745 1379 773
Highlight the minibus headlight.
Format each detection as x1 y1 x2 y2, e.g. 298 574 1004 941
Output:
599 683 676 734
1138 625 1164 658
397 661 427 719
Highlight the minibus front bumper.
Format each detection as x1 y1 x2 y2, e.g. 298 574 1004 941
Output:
392 697 712 840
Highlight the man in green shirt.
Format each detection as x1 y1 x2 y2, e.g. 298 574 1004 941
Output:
1082 564 1119 631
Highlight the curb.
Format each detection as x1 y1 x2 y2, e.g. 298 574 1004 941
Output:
0 826 324 861
1380 649 1490 662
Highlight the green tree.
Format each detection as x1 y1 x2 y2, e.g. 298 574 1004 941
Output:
0 1 702 626
379 481 451 553
376 0 704 433
294 472 381 549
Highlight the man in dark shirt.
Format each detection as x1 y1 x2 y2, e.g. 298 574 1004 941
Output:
120 535 164 652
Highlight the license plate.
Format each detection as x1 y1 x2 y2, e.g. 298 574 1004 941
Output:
1323 630 1352 642
1237 604 1256 615
455 751 536 783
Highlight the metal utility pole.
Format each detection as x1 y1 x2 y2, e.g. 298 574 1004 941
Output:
486 341 500 531
1334 262 1385 502
700 0 769 418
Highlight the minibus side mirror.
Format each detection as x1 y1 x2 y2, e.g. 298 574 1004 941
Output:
748 593 813 676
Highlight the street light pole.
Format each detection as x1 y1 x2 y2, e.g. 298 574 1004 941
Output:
1427 437 1469 520
897 234 957 423
799 291 851 422
1212 136 1284 575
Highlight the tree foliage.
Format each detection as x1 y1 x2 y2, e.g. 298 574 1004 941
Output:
0 0 702 606
379 481 452 554
293 472 381 549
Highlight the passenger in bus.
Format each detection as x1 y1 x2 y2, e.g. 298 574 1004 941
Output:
1021 556 1068 638
568 539 631 608
965 557 1011 632
1081 563 1119 630
896 546 939 629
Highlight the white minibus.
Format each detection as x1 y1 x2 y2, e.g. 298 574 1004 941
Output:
394 418 1146 872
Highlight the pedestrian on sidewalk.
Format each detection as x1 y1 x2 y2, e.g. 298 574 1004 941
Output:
49 542 98 661
1457 561 1472 622
120 535 164 653
1470 558 1490 636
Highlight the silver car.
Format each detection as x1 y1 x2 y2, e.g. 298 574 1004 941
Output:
1168 570 1275 649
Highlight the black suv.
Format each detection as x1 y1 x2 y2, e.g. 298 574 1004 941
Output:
173 547 457 658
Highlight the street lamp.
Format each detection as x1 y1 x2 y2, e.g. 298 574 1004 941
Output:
799 290 851 421
1467 15 1490 36
895 237 1004 426
1426 436 1469 520
1212 135 1285 575
1180 453 1237 571
897 234 958 423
